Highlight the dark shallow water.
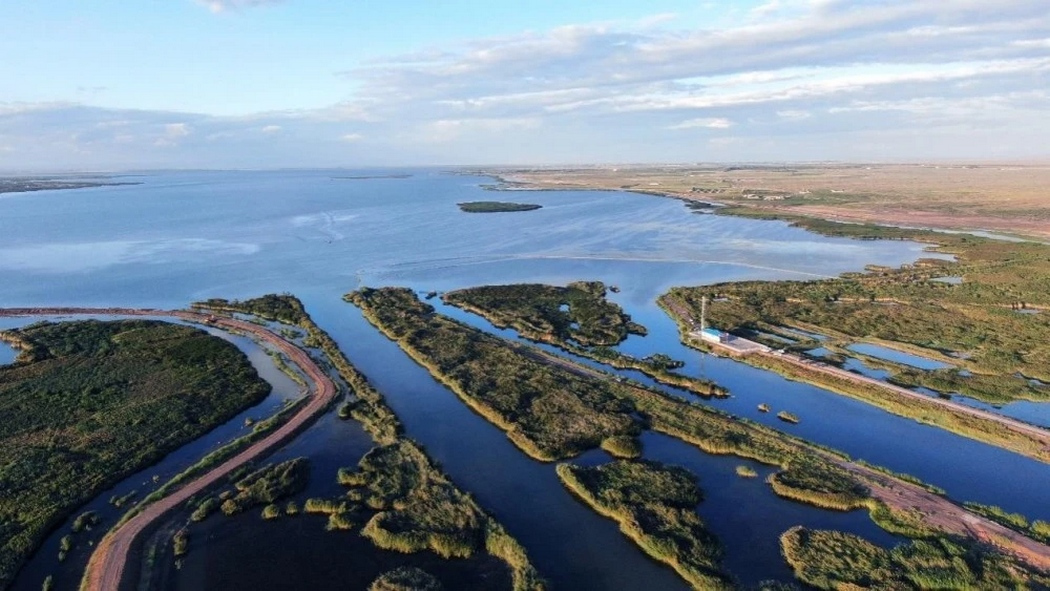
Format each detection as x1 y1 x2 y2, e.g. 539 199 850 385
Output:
0 341 15 365
1 170 1047 589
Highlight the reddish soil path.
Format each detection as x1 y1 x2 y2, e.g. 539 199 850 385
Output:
840 462 1050 571
765 348 1050 446
0 307 337 591
659 297 1050 457
513 334 1050 572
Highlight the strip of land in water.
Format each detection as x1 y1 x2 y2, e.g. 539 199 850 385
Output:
457 201 542 213
0 178 141 195
347 288 1050 581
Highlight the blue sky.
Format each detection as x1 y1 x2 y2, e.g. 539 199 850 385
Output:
1 0 1048 170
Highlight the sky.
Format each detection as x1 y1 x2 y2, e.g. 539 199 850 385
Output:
1 0 1048 170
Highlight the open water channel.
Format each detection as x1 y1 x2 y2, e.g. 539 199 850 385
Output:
1 170 1047 589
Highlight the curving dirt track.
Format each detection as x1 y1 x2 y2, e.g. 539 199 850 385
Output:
0 307 337 591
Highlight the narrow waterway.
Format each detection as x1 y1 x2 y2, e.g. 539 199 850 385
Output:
432 293 1050 522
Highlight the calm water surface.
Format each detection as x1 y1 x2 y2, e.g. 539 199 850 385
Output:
2 170 1047 589
0 341 15 365
848 343 952 370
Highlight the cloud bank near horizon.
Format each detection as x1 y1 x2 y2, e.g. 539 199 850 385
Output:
2 0 1048 170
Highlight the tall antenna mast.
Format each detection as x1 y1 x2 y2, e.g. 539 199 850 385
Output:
700 296 708 331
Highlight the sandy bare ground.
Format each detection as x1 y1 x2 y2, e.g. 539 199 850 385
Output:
0 307 337 591
490 163 1050 240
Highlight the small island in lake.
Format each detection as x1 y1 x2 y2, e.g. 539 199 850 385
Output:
457 201 542 213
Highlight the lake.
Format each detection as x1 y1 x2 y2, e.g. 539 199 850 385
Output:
2 170 1046 590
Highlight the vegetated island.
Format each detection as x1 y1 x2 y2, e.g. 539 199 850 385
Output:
557 460 733 590
0 320 271 590
444 282 726 398
0 177 141 195
189 295 545 591
457 201 542 213
660 215 1050 463
347 287 1050 587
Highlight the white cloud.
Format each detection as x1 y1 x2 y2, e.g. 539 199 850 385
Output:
165 123 190 137
6 1 1050 167
667 117 733 129
196 0 284 13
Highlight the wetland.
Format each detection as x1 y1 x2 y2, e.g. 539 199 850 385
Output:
1 170 1048 589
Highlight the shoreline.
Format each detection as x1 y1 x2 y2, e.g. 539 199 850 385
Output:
476 168 1050 242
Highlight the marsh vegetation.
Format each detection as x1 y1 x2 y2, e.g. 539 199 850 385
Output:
445 282 726 397
456 201 542 213
195 295 544 591
556 460 732 590
347 288 933 534
444 282 645 347
0 320 269 589
781 526 1050 590
349 287 642 461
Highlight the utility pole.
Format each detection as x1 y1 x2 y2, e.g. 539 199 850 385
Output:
700 296 708 332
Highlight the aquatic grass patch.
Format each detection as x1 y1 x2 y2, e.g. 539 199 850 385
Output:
349 287 642 461
444 282 645 347
556 460 733 590
780 526 1050 590
445 283 726 397
336 440 546 591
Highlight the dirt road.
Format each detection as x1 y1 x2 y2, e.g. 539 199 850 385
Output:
767 348 1050 447
0 307 337 591
659 297 1050 458
515 336 1050 572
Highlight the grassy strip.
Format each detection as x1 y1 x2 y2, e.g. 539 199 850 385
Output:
117 398 307 526
348 287 641 462
556 461 733 590
780 526 1050 590
961 502 1050 546
196 295 544 591
658 294 1050 463
265 349 307 389
457 201 542 213
0 320 270 590
194 295 402 444
444 282 646 347
444 283 726 397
